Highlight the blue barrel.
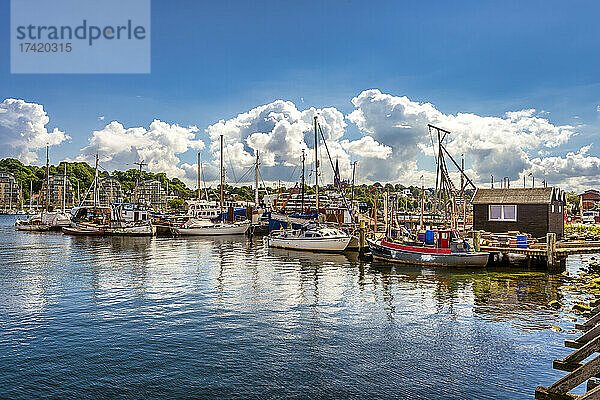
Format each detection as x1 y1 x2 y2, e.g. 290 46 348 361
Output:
417 232 426 242
425 230 435 245
516 235 528 248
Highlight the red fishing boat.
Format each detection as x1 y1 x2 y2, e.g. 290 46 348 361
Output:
367 230 489 268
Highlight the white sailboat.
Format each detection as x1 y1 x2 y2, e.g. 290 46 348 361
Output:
175 218 250 236
15 145 70 232
175 135 250 236
267 224 351 252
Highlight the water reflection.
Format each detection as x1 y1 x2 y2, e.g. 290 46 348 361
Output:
369 262 569 330
0 215 586 399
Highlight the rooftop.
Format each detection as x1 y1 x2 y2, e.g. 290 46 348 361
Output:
472 187 565 205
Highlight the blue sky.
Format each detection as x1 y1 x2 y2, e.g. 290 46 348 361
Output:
1 0 600 189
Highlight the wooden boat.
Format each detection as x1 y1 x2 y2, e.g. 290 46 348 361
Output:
62 225 105 236
15 219 50 231
67 204 155 236
175 219 250 236
267 224 351 252
367 230 489 268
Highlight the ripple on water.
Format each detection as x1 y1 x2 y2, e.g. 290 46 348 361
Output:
0 215 588 399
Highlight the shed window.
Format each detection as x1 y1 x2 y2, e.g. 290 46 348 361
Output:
489 205 517 221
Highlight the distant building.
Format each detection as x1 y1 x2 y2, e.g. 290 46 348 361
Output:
0 172 21 209
579 189 600 211
472 187 565 239
39 174 76 210
98 177 124 206
134 179 166 209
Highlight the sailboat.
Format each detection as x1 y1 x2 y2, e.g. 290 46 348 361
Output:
15 146 70 231
267 223 351 252
266 116 352 252
175 135 250 236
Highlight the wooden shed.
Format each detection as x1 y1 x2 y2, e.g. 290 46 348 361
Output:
471 187 565 240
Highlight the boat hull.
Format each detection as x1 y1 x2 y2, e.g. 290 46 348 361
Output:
16 223 50 232
368 239 489 268
106 224 155 236
175 222 250 236
267 236 351 252
62 226 105 236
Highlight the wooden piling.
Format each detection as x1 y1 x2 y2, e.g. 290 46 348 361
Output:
474 230 481 252
359 220 366 254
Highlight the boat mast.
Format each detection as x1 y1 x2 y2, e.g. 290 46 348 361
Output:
45 144 49 213
314 116 319 213
197 151 202 201
419 177 425 231
8 177 12 211
220 134 224 220
301 149 305 212
351 161 356 217
63 163 67 211
384 188 389 237
255 150 259 206
94 152 99 208
29 180 33 212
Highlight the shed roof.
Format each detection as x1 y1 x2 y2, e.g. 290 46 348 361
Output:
472 187 564 205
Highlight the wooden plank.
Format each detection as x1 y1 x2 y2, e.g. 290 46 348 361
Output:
577 314 600 331
535 386 577 400
548 354 600 394
580 382 600 400
561 335 600 364
565 339 584 350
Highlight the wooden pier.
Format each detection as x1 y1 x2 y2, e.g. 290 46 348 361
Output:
474 232 600 272
536 299 600 399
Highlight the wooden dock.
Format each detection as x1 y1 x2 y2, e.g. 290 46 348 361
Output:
474 232 600 272
536 299 600 399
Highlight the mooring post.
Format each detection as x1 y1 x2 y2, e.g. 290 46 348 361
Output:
474 230 481 252
546 232 559 272
359 220 366 254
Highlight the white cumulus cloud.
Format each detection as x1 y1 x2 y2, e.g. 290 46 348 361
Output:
347 89 577 184
77 120 204 181
0 98 69 163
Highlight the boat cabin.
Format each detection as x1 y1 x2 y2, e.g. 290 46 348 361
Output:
472 187 565 240
111 203 151 222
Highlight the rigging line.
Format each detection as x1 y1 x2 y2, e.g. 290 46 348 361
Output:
257 166 269 195
317 123 354 222
287 165 299 185
224 143 238 183
236 165 255 184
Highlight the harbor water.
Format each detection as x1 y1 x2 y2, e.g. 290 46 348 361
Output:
0 215 591 399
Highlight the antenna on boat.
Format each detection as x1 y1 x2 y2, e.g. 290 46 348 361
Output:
133 159 147 205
